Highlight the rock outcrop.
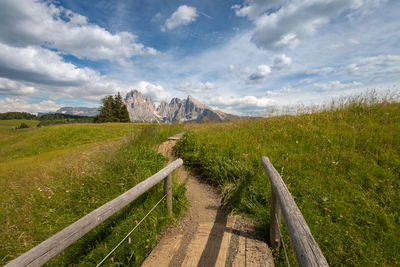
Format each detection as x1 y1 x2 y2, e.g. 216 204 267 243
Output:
124 90 160 122
124 90 228 123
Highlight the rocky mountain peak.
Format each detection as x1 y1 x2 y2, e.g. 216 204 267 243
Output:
124 89 230 123
124 90 159 122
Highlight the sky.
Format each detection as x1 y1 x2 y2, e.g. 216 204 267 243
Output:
0 0 399 115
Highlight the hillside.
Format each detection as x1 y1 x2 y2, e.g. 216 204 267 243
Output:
174 97 400 266
0 122 186 266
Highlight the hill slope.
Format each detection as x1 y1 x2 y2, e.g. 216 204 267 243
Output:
175 98 400 266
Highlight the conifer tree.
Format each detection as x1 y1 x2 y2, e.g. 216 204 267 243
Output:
94 93 130 122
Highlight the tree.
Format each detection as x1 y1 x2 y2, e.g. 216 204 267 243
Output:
94 93 130 123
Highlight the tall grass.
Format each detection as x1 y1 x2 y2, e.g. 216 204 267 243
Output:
175 94 400 266
1 123 186 266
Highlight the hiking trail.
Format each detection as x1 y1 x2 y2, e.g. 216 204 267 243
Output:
142 134 274 267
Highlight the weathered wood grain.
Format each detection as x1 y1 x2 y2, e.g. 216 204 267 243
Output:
5 158 183 267
270 187 281 251
262 156 329 267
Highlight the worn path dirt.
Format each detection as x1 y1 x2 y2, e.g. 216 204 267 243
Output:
142 134 274 267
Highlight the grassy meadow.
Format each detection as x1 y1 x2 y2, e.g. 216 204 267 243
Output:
0 121 186 266
174 95 400 266
1 93 399 266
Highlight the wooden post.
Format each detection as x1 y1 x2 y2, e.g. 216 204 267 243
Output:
164 173 173 217
262 156 329 267
5 159 183 267
270 187 281 251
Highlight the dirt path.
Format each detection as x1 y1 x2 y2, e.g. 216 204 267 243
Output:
142 135 274 267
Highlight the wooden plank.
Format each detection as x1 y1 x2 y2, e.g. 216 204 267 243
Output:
5 158 183 267
270 187 281 251
168 132 186 141
262 156 329 267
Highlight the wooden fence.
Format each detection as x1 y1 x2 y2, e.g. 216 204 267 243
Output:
262 156 329 267
5 158 183 267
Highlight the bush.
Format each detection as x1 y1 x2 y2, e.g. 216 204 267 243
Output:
16 122 29 129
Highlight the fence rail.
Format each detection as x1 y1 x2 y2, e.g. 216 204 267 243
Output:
5 158 183 267
262 156 329 267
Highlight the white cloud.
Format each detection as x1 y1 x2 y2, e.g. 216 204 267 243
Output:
272 54 292 70
176 82 214 94
163 5 198 31
314 80 363 91
0 43 99 86
0 97 62 113
347 54 400 81
0 78 36 96
240 0 372 50
131 81 172 102
0 43 147 101
208 95 277 114
232 0 283 20
0 0 156 63
248 65 271 83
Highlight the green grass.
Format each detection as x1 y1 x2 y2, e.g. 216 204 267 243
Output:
1 122 186 266
175 96 400 266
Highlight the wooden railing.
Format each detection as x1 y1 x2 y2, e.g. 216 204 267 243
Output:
262 156 329 267
5 158 183 267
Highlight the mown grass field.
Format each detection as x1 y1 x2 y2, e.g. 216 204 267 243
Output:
175 96 400 266
0 121 186 266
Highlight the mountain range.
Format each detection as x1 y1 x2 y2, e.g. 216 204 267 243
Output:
55 90 236 123
124 90 232 123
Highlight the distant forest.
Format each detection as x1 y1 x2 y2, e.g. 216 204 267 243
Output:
0 112 94 126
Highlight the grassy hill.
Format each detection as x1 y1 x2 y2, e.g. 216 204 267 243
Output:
175 96 400 266
0 122 186 266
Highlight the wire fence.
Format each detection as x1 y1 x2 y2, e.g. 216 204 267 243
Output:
96 193 167 266
275 213 291 267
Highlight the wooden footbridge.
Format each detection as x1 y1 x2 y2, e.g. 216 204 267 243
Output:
5 134 328 267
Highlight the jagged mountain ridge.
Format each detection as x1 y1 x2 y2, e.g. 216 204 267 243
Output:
124 90 229 123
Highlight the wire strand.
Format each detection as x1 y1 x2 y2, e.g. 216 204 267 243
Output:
276 213 290 267
96 193 167 266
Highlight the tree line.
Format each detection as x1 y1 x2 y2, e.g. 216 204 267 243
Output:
1 92 130 124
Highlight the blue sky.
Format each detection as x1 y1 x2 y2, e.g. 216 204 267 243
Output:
0 0 399 115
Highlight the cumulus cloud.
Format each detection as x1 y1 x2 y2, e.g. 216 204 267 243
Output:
232 0 283 20
347 54 400 81
0 78 36 96
248 65 271 83
234 0 374 50
131 81 172 102
0 0 156 63
175 82 214 94
272 54 292 70
208 95 277 114
0 97 62 113
0 43 100 87
162 5 198 31
314 80 363 91
0 43 150 102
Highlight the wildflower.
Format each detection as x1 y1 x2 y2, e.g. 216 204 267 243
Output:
65 190 69 193
128 237 131 244
145 244 149 248
146 239 149 242
48 196 51 199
